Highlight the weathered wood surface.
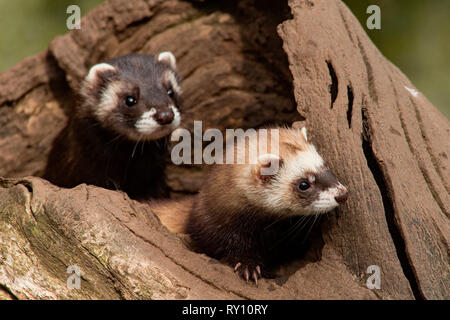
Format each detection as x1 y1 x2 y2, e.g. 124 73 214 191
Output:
0 0 448 299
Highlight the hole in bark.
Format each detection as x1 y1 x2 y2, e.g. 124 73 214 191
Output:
327 61 339 109
22 183 33 194
187 0 298 130
346 85 354 128
166 0 301 196
17 180 33 194
361 108 423 300
326 61 338 109
183 0 323 279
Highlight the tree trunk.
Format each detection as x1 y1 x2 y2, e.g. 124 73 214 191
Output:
0 0 448 299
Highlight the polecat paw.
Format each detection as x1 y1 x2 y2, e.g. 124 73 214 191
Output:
234 262 262 285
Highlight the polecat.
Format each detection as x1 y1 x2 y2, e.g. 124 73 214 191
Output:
156 127 348 284
44 52 182 200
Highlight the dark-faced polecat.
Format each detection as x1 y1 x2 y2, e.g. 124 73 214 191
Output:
156 127 348 284
44 52 182 200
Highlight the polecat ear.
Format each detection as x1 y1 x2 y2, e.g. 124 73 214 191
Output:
253 153 281 182
85 63 117 85
158 51 177 69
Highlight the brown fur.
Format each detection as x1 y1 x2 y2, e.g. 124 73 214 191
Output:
157 127 348 282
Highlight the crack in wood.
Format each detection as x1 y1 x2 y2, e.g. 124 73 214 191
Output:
337 5 356 46
357 37 378 104
79 243 128 299
410 98 449 196
387 75 448 216
105 206 248 299
0 284 19 300
346 84 354 128
360 107 423 300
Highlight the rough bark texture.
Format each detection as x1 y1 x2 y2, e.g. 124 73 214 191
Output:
0 0 448 299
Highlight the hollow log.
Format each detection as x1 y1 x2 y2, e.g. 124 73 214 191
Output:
0 0 448 299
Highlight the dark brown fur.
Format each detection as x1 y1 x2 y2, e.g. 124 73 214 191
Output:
186 166 318 278
156 128 347 282
44 54 181 200
44 117 169 200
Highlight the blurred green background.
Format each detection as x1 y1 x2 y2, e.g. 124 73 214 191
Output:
0 0 448 119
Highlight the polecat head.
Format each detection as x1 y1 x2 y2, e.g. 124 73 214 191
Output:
80 52 182 141
235 127 348 216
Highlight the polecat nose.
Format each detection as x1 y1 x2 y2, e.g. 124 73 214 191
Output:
335 188 348 204
155 110 174 125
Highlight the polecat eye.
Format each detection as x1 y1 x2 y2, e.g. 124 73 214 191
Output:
167 88 174 98
125 96 137 107
298 180 310 191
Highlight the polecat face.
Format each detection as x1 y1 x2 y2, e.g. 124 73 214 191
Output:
241 128 348 216
80 52 182 141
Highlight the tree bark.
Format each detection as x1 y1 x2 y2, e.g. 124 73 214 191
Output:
0 0 448 299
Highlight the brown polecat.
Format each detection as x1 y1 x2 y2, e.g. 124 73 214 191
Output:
156 127 348 284
44 52 182 200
